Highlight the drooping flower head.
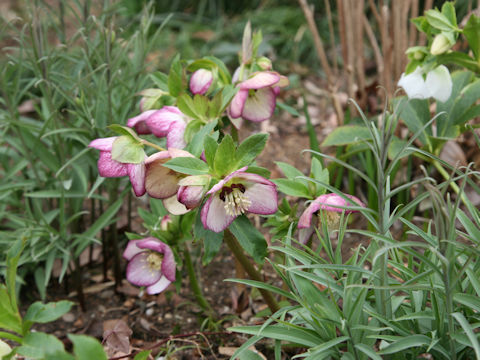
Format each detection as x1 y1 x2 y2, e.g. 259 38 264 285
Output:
398 65 452 103
298 193 365 244
123 237 176 295
127 106 188 149
189 69 213 95
229 71 289 122
88 136 145 197
201 166 278 232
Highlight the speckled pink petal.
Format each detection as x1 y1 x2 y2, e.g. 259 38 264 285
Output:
126 252 162 287
98 151 128 177
146 106 184 138
229 89 248 119
201 195 236 233
89 137 117 151
241 87 276 122
239 71 280 90
127 110 156 135
166 121 187 149
127 162 146 197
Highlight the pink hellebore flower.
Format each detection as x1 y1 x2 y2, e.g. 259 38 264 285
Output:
201 167 278 232
127 106 188 149
229 71 289 122
88 137 146 196
123 237 175 295
298 193 365 244
189 69 213 95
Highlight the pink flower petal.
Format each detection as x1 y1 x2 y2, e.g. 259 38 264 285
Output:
234 171 276 187
207 166 248 195
146 106 184 138
126 252 162 287
298 201 322 229
229 89 248 119
244 183 278 215
127 110 156 135
89 137 117 151
166 121 187 149
241 87 276 122
189 69 213 95
315 193 365 213
146 276 172 295
201 195 236 233
98 151 128 177
123 240 144 260
127 162 146 197
239 71 280 90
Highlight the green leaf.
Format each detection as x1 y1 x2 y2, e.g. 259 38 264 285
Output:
452 312 480 358
272 178 310 198
276 102 299 117
246 166 270 178
230 324 321 347
177 93 199 119
187 120 218 158
441 2 457 27
229 215 267 264
168 55 184 97
220 85 238 112
397 99 431 146
133 350 152 360
163 157 209 175
412 16 431 34
464 14 480 60
425 9 456 31
378 335 431 354
111 136 144 164
17 332 65 359
321 125 372 146
237 349 265 360
438 52 480 73
107 124 141 141
204 135 218 166
355 344 382 360
235 133 268 168
0 285 22 335
193 94 208 118
214 135 236 176
68 334 107 360
24 301 73 324
194 211 223 265
454 293 480 313
276 161 305 181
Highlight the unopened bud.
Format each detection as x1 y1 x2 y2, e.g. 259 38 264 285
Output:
431 34 452 55
189 69 213 95
257 56 272 70
160 215 172 231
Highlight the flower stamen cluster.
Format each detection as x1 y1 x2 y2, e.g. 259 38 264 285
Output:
220 184 252 216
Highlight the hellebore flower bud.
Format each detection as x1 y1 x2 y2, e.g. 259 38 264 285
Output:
257 56 272 70
431 33 452 55
189 69 213 95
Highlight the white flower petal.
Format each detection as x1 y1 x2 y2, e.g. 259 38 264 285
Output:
241 87 276 122
398 67 429 100
426 65 452 102
201 195 236 232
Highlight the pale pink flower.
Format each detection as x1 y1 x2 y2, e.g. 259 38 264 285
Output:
189 69 213 95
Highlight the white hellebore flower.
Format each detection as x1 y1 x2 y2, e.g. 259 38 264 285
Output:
398 65 452 103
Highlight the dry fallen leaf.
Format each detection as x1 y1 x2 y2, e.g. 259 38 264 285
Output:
103 319 132 354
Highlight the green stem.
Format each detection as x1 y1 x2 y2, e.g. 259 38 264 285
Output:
432 160 468 205
183 243 214 316
224 229 279 314
141 139 165 152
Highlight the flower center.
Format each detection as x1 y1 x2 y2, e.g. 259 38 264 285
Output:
219 184 251 216
146 252 163 271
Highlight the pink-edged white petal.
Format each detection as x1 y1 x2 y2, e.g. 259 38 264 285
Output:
98 151 128 177
239 71 280 90
127 110 156 135
229 89 249 119
123 240 144 260
135 237 176 282
163 195 190 215
166 121 187 149
241 87 276 122
146 276 172 295
189 69 213 95
201 195 236 233
244 183 278 215
233 171 276 187
127 162 146 197
146 106 184 138
126 252 162 287
89 137 117 151
177 185 205 209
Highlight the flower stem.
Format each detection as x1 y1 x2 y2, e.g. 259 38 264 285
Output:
224 229 280 314
141 139 166 152
183 243 215 316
